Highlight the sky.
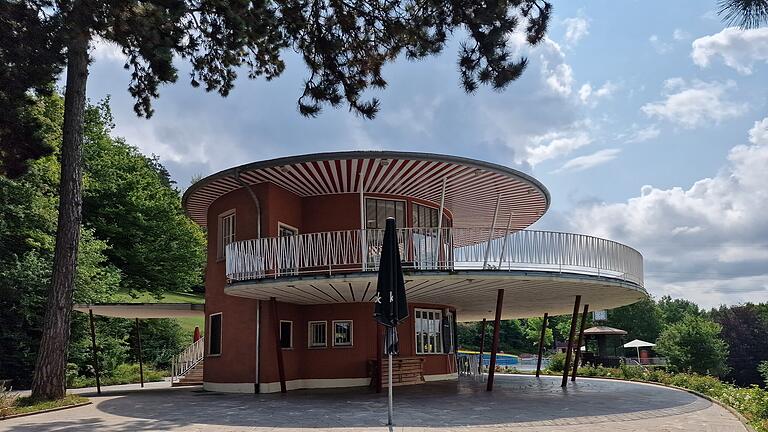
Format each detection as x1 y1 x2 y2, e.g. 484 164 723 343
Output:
83 0 768 309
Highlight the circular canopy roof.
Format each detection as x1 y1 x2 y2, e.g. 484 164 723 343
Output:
183 151 550 230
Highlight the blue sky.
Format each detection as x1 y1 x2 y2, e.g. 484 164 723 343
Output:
84 0 768 308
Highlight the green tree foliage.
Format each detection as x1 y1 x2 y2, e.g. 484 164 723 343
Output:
606 298 663 342
658 295 701 325
656 315 730 377
711 304 768 386
523 316 553 349
0 93 202 387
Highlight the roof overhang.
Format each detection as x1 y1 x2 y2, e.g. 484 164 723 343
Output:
182 151 550 230
224 271 646 321
73 303 205 319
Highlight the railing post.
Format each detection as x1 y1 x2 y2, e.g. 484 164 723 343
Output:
482 194 501 269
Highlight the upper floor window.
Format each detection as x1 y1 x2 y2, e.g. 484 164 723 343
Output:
366 198 405 229
413 203 450 228
218 210 236 260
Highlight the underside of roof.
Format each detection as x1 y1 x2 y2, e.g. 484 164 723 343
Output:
73 303 205 319
183 151 550 231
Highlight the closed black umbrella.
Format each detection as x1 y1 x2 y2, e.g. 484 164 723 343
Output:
373 217 408 426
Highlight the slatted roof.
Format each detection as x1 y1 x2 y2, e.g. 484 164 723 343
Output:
183 151 550 230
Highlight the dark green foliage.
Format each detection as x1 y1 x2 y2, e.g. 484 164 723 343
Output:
0 94 203 387
658 295 701 325
656 315 730 377
711 304 768 386
0 2 64 177
606 297 663 342
718 0 768 29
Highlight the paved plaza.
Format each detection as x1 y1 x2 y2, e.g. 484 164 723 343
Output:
1 375 746 431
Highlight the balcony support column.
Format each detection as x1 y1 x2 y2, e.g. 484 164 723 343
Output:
478 318 487 378
435 177 447 268
482 194 501 270
486 289 504 391
562 295 581 387
498 212 513 268
270 297 287 393
571 304 590 382
359 179 366 271
535 312 548 378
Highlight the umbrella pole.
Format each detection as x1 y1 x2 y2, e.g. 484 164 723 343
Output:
388 351 393 426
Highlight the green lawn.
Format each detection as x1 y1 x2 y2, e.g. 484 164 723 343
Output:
109 290 205 338
0 394 89 419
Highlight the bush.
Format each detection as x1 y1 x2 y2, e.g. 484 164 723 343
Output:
656 315 729 377
0 385 15 418
759 361 768 388
548 352 566 373
67 363 166 388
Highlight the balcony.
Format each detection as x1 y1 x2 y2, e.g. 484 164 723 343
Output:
225 228 644 289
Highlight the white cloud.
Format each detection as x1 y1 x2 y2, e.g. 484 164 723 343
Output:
524 129 592 166
90 38 126 63
623 124 660 143
563 16 590 46
641 79 747 128
578 81 618 106
673 29 690 41
543 62 574 96
649 34 673 54
692 27 768 75
555 148 621 173
567 117 768 308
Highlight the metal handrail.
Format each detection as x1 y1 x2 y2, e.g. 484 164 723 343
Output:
171 337 205 383
225 228 643 287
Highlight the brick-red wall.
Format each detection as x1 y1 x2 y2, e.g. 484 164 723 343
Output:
204 185 456 386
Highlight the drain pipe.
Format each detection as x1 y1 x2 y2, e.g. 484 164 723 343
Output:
233 170 262 393
234 170 262 239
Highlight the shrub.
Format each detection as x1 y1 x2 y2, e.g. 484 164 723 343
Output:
759 361 768 388
67 363 166 388
0 385 15 419
548 352 566 373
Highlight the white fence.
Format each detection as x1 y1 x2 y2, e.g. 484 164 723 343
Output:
226 228 643 287
171 337 204 383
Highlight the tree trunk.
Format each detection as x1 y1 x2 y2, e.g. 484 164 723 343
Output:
30 33 90 401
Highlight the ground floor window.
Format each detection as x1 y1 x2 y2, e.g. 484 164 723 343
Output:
308 321 327 348
415 309 442 354
333 320 353 346
209 313 222 356
280 320 293 349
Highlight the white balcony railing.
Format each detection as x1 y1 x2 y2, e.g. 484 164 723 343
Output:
225 228 643 287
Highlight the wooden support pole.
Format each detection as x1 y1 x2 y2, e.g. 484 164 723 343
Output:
571 304 590 382
135 318 144 388
270 297 287 393
478 318 487 377
535 313 549 378
376 323 383 393
561 295 581 387
88 309 101 395
486 289 504 391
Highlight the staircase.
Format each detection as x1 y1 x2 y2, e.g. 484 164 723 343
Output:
171 337 205 387
173 360 204 386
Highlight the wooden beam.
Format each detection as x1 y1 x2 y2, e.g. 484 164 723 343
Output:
561 295 581 387
135 318 144 388
571 304 590 382
88 309 101 395
486 289 504 391
478 318 487 377
270 297 287 393
535 313 548 378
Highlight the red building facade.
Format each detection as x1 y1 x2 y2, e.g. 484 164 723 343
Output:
183 152 646 393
